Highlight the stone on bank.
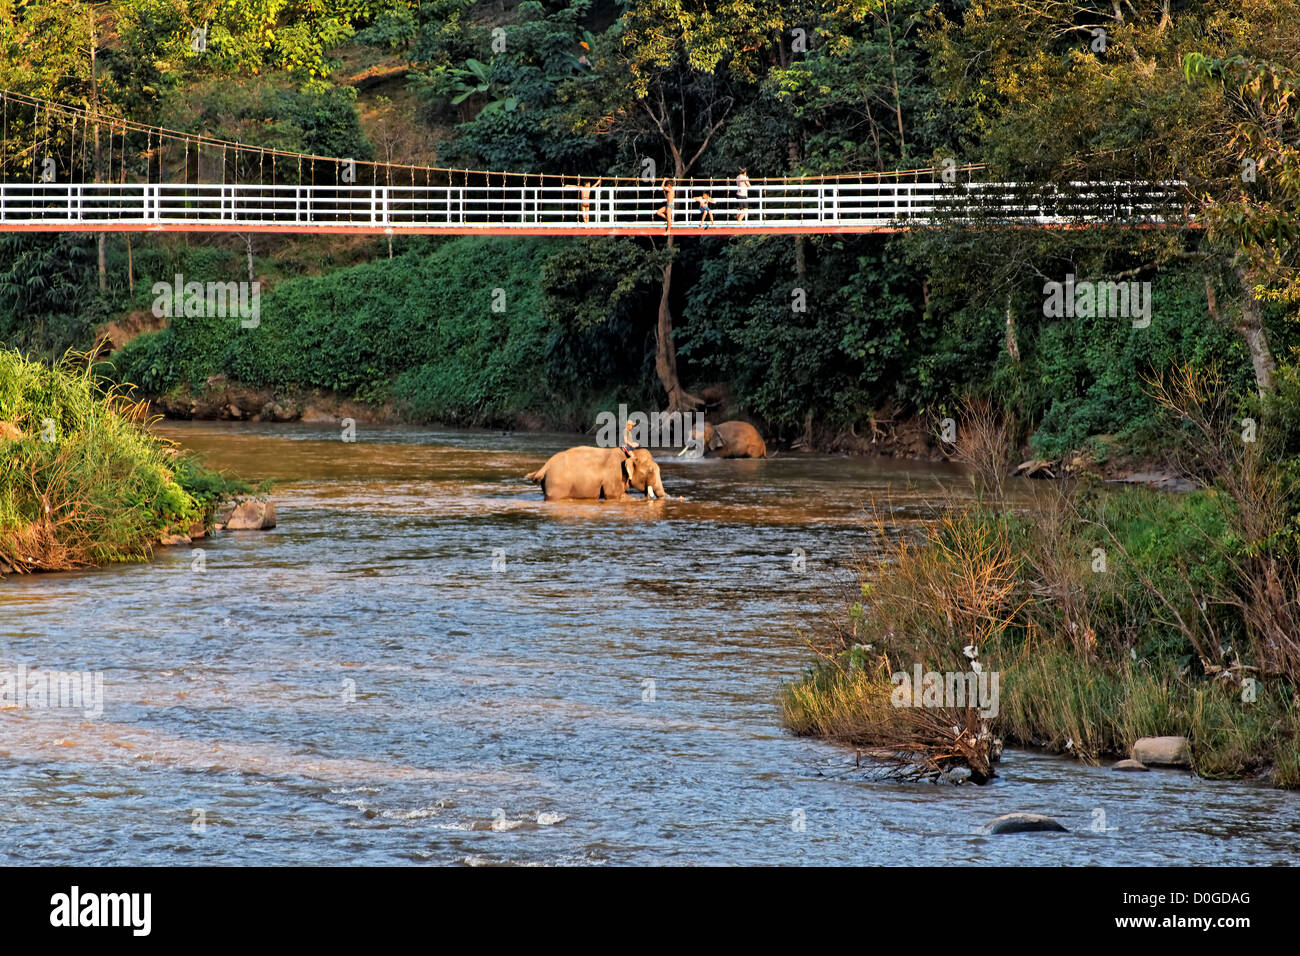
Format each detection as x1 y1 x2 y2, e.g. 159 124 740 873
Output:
1131 736 1191 768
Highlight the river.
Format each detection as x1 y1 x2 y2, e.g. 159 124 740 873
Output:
1 422 1296 865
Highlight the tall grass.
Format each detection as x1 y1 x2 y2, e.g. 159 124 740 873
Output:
781 379 1300 788
0 348 237 573
782 507 1025 781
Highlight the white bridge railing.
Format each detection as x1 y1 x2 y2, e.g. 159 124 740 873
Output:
0 180 1188 232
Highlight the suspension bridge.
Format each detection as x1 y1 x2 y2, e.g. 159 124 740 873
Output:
0 90 1194 237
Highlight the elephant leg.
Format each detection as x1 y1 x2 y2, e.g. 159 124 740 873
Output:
546 475 576 499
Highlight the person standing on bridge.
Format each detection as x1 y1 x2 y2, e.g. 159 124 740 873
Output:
696 190 715 228
566 177 602 223
655 178 676 232
581 178 601 223
735 168 751 222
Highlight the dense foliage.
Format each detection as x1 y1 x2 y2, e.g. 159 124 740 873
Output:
110 236 654 425
2 0 1295 454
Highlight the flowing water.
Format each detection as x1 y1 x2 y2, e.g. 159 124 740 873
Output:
1 422 1296 866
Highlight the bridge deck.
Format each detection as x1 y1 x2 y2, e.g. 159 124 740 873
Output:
0 222 1187 236
0 181 1192 234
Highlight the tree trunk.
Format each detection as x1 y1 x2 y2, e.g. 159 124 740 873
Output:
90 19 106 292
882 1 907 159
655 237 701 412
788 138 806 277
1005 297 1020 363
1228 268 1275 399
92 127 105 290
244 235 255 283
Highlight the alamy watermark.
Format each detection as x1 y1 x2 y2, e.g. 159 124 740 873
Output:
0 664 104 718
595 403 705 455
152 274 260 328
891 663 1000 718
1043 273 1151 328
50 886 150 936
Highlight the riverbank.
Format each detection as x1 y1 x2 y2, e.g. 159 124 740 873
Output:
0 349 256 575
139 375 1199 490
780 390 1300 790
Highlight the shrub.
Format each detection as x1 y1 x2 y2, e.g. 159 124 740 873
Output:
111 235 638 427
0 349 209 571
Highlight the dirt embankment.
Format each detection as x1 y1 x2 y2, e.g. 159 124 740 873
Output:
150 375 393 425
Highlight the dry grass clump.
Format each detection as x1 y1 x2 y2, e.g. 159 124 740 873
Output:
783 506 1025 782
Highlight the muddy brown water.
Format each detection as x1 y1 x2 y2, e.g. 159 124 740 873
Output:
1 422 1296 865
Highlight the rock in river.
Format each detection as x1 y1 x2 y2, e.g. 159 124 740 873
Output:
1113 759 1149 772
1131 736 1191 768
982 812 1068 835
224 499 277 531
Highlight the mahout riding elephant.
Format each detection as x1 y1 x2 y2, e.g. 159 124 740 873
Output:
525 446 668 500
682 421 768 459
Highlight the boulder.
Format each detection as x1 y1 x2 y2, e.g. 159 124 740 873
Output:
158 532 191 547
1131 735 1191 768
261 401 299 423
938 766 972 785
981 812 1068 835
224 499 277 531
1113 759 1149 772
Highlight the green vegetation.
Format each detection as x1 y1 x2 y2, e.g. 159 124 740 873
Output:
0 349 249 573
109 235 652 425
781 390 1300 788
3 0 1295 453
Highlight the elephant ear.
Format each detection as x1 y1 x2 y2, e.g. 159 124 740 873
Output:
707 430 725 450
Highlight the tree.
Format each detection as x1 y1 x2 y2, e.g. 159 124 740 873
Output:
567 1 765 410
923 0 1293 402
1184 48 1299 396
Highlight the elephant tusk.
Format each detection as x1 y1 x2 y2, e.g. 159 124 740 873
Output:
675 446 689 457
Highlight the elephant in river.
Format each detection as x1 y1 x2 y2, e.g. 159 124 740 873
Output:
525 446 668 501
682 421 768 458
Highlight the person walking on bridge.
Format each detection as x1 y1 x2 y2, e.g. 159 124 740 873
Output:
735 167 751 222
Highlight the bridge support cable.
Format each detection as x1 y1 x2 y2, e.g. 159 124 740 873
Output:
0 89 1191 236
